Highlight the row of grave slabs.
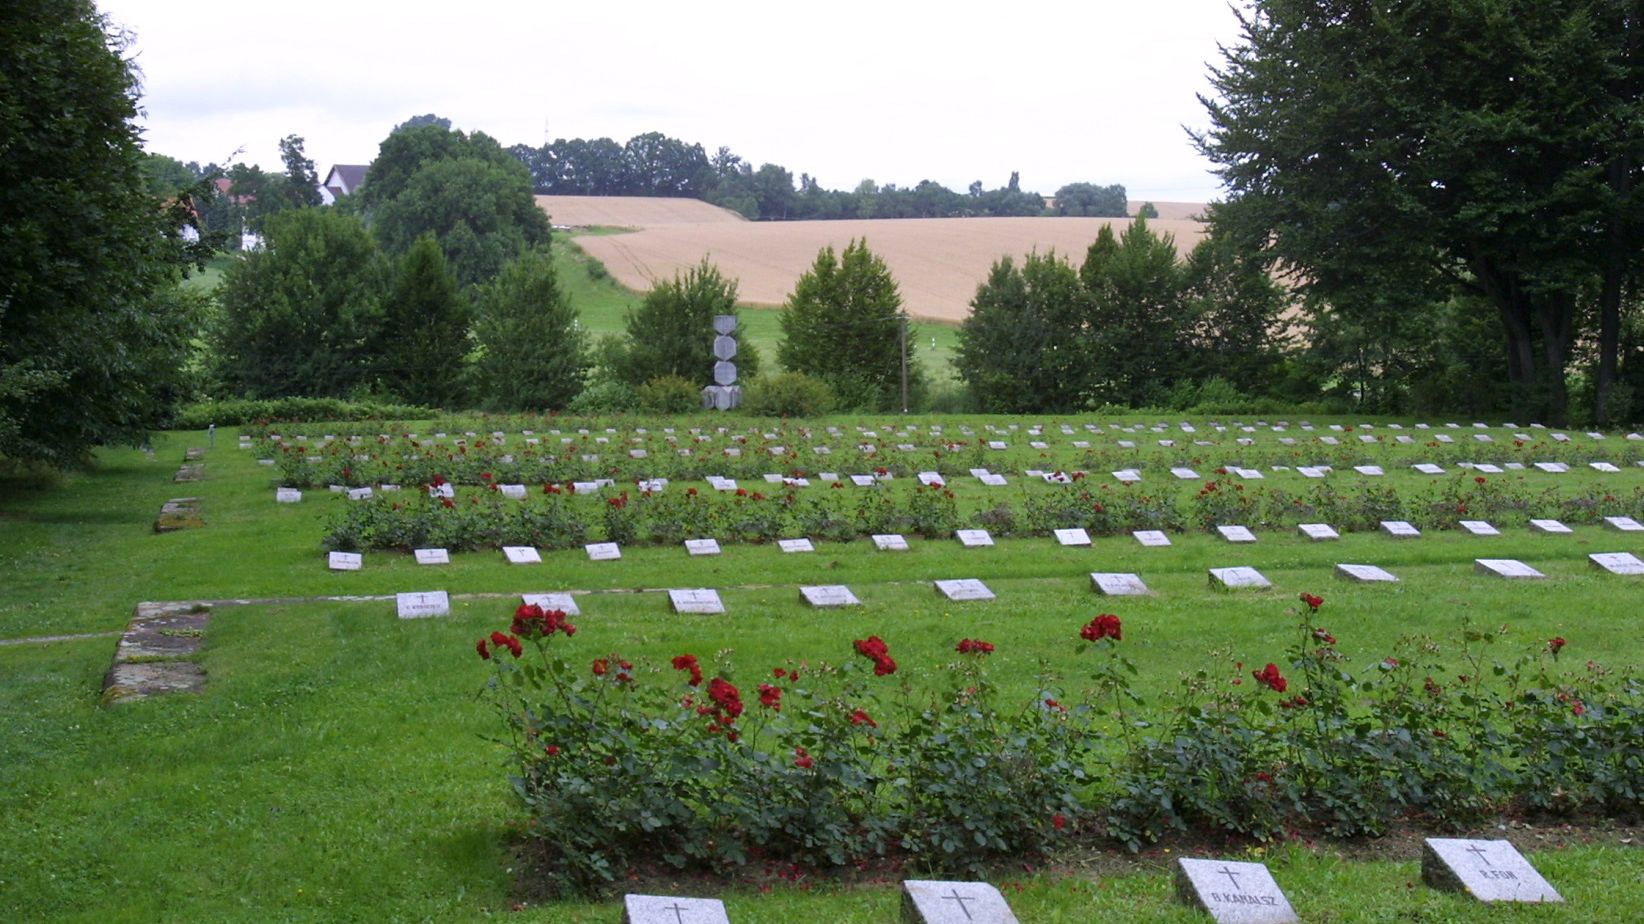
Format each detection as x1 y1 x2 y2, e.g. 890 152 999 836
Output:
622 841 1565 923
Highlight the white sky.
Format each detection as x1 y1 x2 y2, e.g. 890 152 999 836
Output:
101 0 1245 202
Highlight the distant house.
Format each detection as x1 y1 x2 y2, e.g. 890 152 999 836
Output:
320 164 369 204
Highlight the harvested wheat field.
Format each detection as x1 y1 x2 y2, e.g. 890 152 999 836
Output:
547 196 1208 323
535 195 746 228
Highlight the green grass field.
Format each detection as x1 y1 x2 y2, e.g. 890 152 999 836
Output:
3 417 1643 920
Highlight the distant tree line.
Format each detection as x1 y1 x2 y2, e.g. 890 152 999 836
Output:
509 131 1131 221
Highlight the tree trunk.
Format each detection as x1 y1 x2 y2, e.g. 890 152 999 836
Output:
1535 291 1577 427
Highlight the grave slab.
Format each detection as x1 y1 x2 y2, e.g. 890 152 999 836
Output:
276 488 302 503
955 529 995 548
668 589 725 615
1298 523 1340 541
1091 572 1150 596
1533 462 1569 473
1172 467 1201 480
1174 857 1298 923
935 579 995 602
1528 519 1572 535
1054 528 1092 547
623 893 731 924
414 548 450 565
586 542 622 561
1591 461 1622 473
1354 465 1385 476
800 585 861 607
1210 566 1270 589
396 591 450 619
1421 838 1562 903
901 879 1019 923
1336 563 1399 583
1217 525 1258 543
503 546 542 565
521 592 581 616
1413 463 1446 475
1603 515 1644 532
1590 552 1644 575
1381 520 1422 539
872 533 910 551
328 551 362 571
1112 469 1142 482
684 538 722 556
498 484 527 499
1475 559 1545 579
778 538 816 553
1134 530 1173 547
1459 520 1500 537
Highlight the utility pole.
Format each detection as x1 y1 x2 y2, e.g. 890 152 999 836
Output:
900 313 909 414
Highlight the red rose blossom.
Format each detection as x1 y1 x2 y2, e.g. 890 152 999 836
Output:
1253 662 1288 693
1080 614 1122 642
671 653 703 687
956 638 995 655
848 708 876 727
1299 592 1324 613
793 747 813 769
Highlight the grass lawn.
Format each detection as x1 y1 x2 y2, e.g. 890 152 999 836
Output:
2 418 1642 920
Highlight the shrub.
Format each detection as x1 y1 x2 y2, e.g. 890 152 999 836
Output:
173 397 433 428
635 375 701 414
564 381 638 415
742 372 836 418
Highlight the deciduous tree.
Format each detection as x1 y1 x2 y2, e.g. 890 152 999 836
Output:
956 252 1087 413
608 259 759 387
778 239 920 410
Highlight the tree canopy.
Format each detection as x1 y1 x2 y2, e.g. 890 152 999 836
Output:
607 259 758 388
470 249 588 410
1 0 209 465
778 240 920 411
1196 0 1644 424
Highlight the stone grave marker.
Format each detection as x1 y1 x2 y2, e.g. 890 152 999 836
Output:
1590 552 1644 575
1603 515 1644 532
429 483 455 498
1091 572 1150 596
1473 463 1504 474
1233 467 1264 479
1210 566 1270 589
1435 433 1455 443
800 584 861 607
1528 518 1572 535
1474 433 1495 442
328 551 362 571
1174 857 1298 923
850 474 877 487
918 471 944 486
955 529 994 548
1054 528 1092 547
395 591 450 619
901 879 1019 923
1336 563 1398 583
979 472 1008 486
1459 520 1500 537
1217 525 1258 543
1354 465 1385 476
1134 530 1172 547
276 487 302 503
668 588 725 615
685 538 722 556
1533 462 1569 473
1112 468 1142 482
414 548 449 566
521 592 581 616
987 440 1007 450
154 497 203 532
1117 439 1136 448
873 533 910 551
1412 463 1446 475
1298 523 1340 541
1172 467 1201 480
623 893 731 924
935 579 995 602
778 538 816 553
1319 435 1340 445
1421 838 1563 903
1591 461 1622 473
347 487 373 501
1297 466 1326 479
498 484 527 499
1381 520 1422 539
1475 558 1545 579
503 546 542 565
586 542 622 561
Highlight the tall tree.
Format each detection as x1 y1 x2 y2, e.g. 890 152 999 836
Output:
609 259 758 387
470 249 588 410
371 156 550 288
213 209 387 398
1180 227 1287 395
778 239 919 410
278 134 322 209
1197 0 1644 425
373 234 469 407
1 0 209 465
1082 217 1190 407
956 251 1087 413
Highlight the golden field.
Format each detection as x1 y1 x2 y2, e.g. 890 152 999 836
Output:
537 195 1207 323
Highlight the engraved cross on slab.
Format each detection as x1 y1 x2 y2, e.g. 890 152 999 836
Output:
395 591 450 619
1421 838 1563 903
1174 857 1298 923
900 879 1019 923
622 893 730 924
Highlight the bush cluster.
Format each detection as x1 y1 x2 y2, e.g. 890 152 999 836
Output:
476 597 1643 895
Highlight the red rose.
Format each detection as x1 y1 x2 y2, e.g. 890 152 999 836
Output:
793 747 813 769
1053 813 1067 831
475 639 491 660
956 638 995 655
1299 592 1324 613
592 658 610 676
1080 614 1122 642
757 683 782 711
1253 662 1287 692
848 708 876 727
1548 636 1567 657
671 653 703 687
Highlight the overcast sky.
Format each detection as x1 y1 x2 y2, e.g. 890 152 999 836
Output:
101 0 1246 202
